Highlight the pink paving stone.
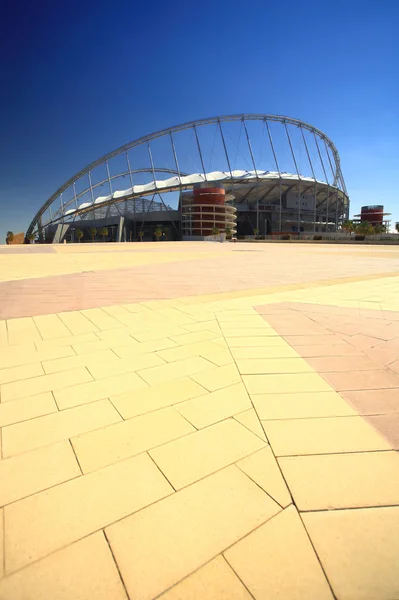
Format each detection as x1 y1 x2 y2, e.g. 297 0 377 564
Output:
320 369 399 392
364 414 399 449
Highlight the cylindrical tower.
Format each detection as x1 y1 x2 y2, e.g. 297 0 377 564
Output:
181 183 237 238
360 205 384 226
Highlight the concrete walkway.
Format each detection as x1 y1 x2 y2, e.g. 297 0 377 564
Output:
0 242 399 599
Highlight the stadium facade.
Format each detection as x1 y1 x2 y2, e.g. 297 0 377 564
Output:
26 115 349 243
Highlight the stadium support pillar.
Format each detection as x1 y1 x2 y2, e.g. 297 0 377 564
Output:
117 217 125 242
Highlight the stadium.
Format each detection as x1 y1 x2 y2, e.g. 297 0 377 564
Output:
26 114 349 243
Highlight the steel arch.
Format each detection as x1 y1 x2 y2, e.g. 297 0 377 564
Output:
26 114 347 237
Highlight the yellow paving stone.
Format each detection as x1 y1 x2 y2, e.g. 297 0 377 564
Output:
54 371 148 409
0 508 3 578
1 367 93 403
150 419 265 489
0 531 128 600
263 416 390 456
4 344 75 370
72 339 118 354
215 311 259 322
236 446 291 507
211 337 229 348
184 320 222 334
0 441 81 506
234 408 267 441
2 399 121 457
223 328 279 338
137 356 214 386
58 310 99 335
80 307 125 330
190 364 241 392
218 319 272 330
236 357 313 375
95 329 136 344
101 305 131 317
132 326 190 343
42 349 119 374
111 377 207 419
231 345 299 359
72 407 195 473
302 506 399 600
5 452 173 573
0 362 44 385
156 340 223 363
7 319 42 345
224 505 333 600
158 555 252 600
227 336 290 348
33 314 71 340
170 330 219 345
113 337 177 358
243 373 332 395
278 451 399 510
35 332 98 349
176 383 251 428
253 391 357 420
87 353 165 379
0 392 57 427
202 349 235 367
0 320 7 347
106 465 281 600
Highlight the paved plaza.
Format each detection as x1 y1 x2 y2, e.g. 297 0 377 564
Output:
0 241 399 599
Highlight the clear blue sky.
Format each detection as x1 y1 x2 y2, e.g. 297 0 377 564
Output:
1 0 398 242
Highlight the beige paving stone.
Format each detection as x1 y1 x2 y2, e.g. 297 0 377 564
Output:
113 337 177 358
5 452 173 573
158 555 252 600
203 349 235 367
0 320 7 347
0 362 44 385
0 531 128 600
190 364 241 392
176 383 251 428
58 310 99 334
150 419 265 489
253 391 357 420
263 416 390 456
236 357 313 375
231 345 299 359
279 451 399 510
170 330 219 345
35 332 98 349
0 507 3 578
54 371 148 409
1 367 93 402
87 353 165 379
106 465 281 600
137 356 214 386
243 372 332 395
302 506 399 600
72 407 195 473
225 505 333 600
234 408 267 441
236 446 291 507
218 318 270 329
111 376 207 419
42 349 118 374
33 314 72 340
2 399 121 457
156 340 223 363
0 441 81 506
95 329 136 344
0 343 75 370
0 392 57 427
227 336 291 348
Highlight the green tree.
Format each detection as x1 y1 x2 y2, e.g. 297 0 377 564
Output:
89 227 97 242
138 230 144 241
341 220 355 236
357 221 374 236
27 233 36 244
395 222 399 234
99 227 108 242
211 226 220 236
6 231 14 245
253 227 259 237
225 227 232 240
373 224 386 235
154 226 162 241
75 229 84 243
